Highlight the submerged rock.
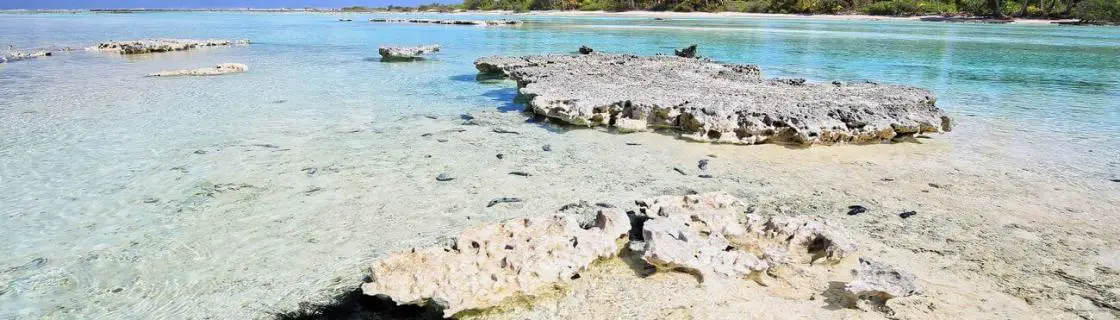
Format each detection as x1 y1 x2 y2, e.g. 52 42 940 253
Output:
1 50 52 63
146 63 248 77
475 54 951 145
90 39 250 55
369 18 522 26
360 208 631 317
578 45 594 55
377 45 441 61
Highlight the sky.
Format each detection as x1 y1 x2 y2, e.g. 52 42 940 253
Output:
0 0 457 9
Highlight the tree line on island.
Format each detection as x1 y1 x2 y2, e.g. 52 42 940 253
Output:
343 0 1120 23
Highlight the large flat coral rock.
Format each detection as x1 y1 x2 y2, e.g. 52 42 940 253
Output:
475 54 951 145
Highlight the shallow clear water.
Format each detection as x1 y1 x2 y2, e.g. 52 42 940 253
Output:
0 12 1118 318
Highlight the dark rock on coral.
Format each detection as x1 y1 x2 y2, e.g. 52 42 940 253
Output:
436 173 454 181
899 211 917 219
486 197 523 207
674 44 698 58
847 205 868 216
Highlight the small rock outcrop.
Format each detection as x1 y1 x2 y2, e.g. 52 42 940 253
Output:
361 208 631 317
845 258 923 301
377 45 441 61
635 193 856 282
674 44 698 58
475 54 951 145
578 46 594 55
89 39 250 55
1 50 51 63
369 18 522 26
146 63 248 77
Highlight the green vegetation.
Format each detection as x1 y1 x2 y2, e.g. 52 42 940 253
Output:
341 3 463 12
459 0 1120 22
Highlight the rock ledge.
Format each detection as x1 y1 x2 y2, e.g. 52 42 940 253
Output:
475 53 952 145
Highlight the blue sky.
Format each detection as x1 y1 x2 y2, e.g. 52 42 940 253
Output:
0 0 457 9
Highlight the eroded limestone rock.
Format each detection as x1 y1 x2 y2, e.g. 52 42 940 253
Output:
89 39 250 55
377 45 441 61
358 192 913 317
635 192 856 282
845 257 923 301
360 208 630 317
475 53 951 145
146 63 248 77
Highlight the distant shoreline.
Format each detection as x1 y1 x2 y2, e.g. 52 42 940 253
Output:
0 8 1083 25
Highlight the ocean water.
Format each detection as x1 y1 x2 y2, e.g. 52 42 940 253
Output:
0 12 1118 318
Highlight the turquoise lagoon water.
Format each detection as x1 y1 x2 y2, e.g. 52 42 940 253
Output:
0 12 1118 318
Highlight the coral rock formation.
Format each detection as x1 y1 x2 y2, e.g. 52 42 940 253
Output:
360 208 631 317
845 257 923 301
635 193 857 282
89 39 250 55
146 63 248 77
377 45 441 61
359 192 891 317
1 50 52 63
475 53 952 145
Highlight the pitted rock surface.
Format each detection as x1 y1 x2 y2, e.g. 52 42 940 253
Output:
635 192 857 282
360 208 630 317
846 257 923 300
475 54 951 145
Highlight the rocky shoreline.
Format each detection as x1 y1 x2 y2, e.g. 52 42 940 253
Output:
476 53 952 145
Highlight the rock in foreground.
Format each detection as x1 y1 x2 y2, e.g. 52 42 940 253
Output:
90 39 250 55
636 193 856 282
475 54 952 145
377 45 441 61
146 63 248 77
361 208 631 317
845 258 923 301
359 192 890 317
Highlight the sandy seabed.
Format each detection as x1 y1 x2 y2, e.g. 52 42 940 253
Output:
7 104 1115 319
